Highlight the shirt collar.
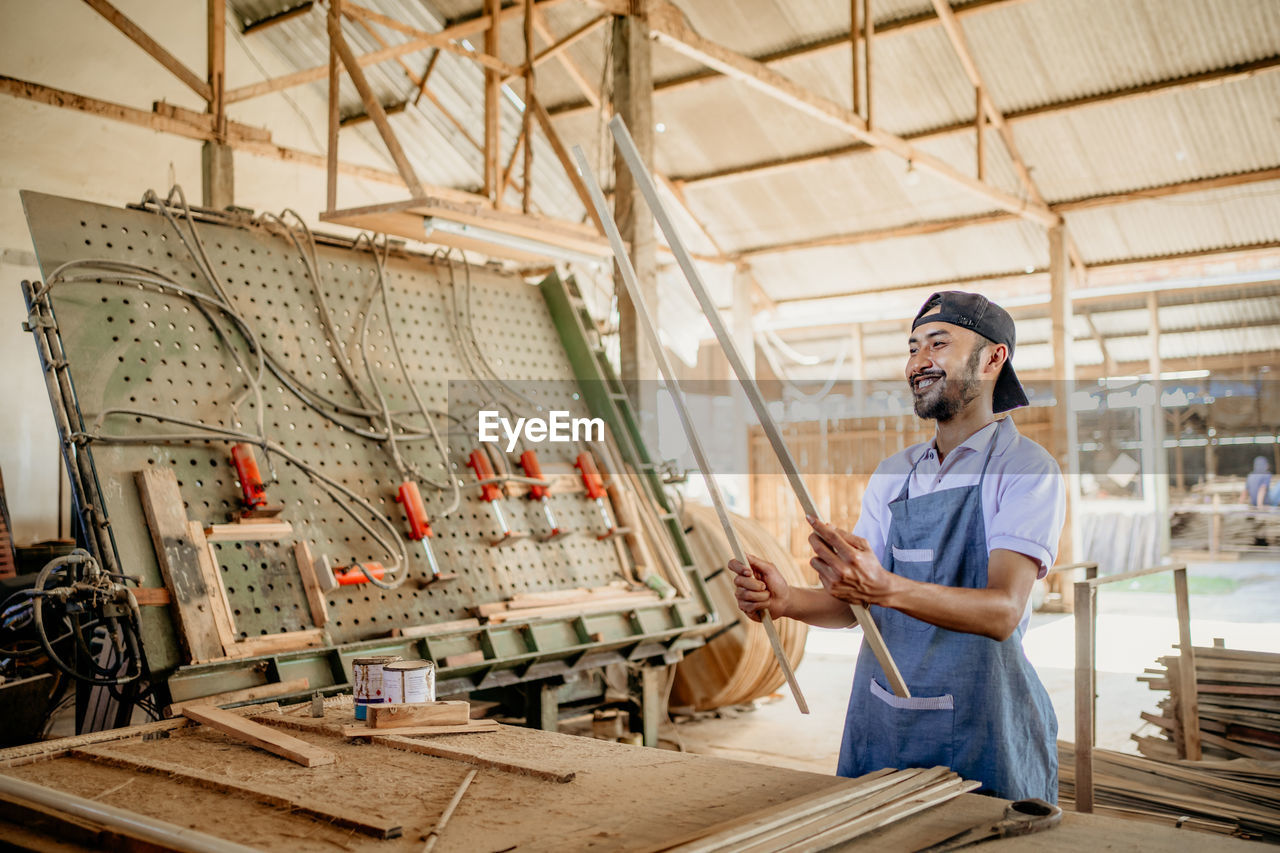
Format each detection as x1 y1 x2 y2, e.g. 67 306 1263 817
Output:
928 417 1018 460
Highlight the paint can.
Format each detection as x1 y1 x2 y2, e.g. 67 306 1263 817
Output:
383 659 436 705
352 655 401 720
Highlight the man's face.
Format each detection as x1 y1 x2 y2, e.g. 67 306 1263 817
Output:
906 318 990 421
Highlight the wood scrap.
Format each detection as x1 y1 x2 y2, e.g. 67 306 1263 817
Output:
392 618 482 638
1059 740 1280 842
189 522 237 653
225 628 325 658
368 700 470 729
343 720 499 738
68 747 400 839
128 587 171 606
165 677 310 717
373 734 575 783
1138 643 1280 761
180 704 336 767
442 650 487 668
203 521 293 541
0 717 192 768
423 768 478 853
293 541 329 628
482 590 661 623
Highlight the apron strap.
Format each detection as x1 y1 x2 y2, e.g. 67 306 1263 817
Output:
895 417 1006 503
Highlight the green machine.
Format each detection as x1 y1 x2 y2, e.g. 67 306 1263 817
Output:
18 190 718 740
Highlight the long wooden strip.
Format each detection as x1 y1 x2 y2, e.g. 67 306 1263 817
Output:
570 143 809 715
204 522 293 541
181 704 335 767
68 747 400 839
226 628 325 658
0 718 191 768
293 541 329 628
189 521 237 654
344 721 499 739
372 734 575 783
135 468 225 662
423 768 478 853
607 117 910 699
166 678 310 717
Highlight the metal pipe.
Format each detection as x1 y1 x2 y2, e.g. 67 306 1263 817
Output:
0 773 262 853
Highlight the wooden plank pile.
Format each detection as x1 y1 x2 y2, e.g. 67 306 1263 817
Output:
1059 741 1280 842
1137 644 1280 761
645 766 978 852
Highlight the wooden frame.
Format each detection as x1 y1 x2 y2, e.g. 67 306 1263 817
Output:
1065 562 1202 813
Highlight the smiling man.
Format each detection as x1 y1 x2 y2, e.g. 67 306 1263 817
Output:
730 291 1066 802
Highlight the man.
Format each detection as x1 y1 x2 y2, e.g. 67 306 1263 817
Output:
730 291 1066 802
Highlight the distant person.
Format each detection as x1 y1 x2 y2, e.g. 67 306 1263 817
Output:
1245 456 1272 507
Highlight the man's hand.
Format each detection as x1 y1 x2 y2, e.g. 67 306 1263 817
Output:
805 515 902 608
729 554 791 622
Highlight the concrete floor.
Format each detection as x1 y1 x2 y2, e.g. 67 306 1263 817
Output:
669 559 1280 775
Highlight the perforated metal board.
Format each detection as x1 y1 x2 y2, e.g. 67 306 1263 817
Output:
20 191 702 677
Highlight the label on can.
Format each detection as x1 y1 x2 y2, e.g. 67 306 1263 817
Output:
383 660 436 705
352 655 402 720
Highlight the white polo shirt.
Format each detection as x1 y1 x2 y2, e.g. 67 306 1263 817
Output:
852 417 1066 579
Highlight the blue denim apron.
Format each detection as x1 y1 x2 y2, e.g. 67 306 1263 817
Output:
836 418 1058 802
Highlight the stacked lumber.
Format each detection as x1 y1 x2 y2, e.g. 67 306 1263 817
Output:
1138 644 1280 761
1059 741 1280 841
473 582 662 623
649 766 978 852
671 503 808 711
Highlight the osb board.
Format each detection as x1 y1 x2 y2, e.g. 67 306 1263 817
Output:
0 725 850 852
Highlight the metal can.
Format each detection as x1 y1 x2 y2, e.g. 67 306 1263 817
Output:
352 655 401 720
383 660 436 705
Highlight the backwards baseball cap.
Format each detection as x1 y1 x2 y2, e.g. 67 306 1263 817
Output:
911 291 1029 413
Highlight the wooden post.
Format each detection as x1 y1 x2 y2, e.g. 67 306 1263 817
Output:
483 0 502 200
1149 292 1170 557
974 85 984 181
612 10 659 447
325 0 340 212
1172 567 1202 760
202 0 232 209
1074 579 1094 813
1050 225 1076 564
522 0 535 213
862 0 874 129
849 0 860 117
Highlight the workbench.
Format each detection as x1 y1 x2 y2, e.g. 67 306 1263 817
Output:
0 719 1259 851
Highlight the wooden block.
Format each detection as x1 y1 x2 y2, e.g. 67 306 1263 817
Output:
165 677 310 717
293 541 328 628
369 701 470 729
135 468 224 662
181 704 335 767
129 587 171 606
343 720 499 738
204 521 293 541
225 628 325 658
189 521 236 654
442 650 486 668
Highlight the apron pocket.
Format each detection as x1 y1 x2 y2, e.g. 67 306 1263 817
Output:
864 678 956 771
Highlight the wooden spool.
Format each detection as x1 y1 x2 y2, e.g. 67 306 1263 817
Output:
673 504 809 711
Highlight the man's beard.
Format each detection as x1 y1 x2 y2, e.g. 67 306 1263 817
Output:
912 346 985 421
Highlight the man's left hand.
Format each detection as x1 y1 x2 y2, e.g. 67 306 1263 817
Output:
805 516 901 608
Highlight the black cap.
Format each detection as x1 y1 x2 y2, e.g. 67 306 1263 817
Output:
911 291 1029 413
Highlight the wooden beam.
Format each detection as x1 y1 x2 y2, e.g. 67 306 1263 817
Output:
529 93 604 232
533 15 606 70
671 56 1280 188
327 10 424 196
483 0 501 200
862 0 874 129
342 3 521 77
339 98 408 128
325 0 340 213
645 1 1058 227
849 0 860 117
241 1 314 35
550 0 1029 119
80 0 212 101
735 166 1280 257
412 49 441 106
523 0 535 214
134 468 225 663
532 13 599 107
181 704 336 767
1081 311 1117 377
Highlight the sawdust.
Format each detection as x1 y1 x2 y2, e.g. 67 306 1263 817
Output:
3 724 847 851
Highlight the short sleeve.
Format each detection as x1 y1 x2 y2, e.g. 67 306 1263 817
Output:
852 460 898 565
987 449 1066 578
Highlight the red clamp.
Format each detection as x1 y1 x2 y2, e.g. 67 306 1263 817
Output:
230 443 268 509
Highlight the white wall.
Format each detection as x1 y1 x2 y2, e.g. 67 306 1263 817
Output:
0 0 407 544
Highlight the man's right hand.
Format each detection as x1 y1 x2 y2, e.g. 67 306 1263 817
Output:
729 554 791 622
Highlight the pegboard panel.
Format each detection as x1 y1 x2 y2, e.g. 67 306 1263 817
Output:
21 191 632 669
